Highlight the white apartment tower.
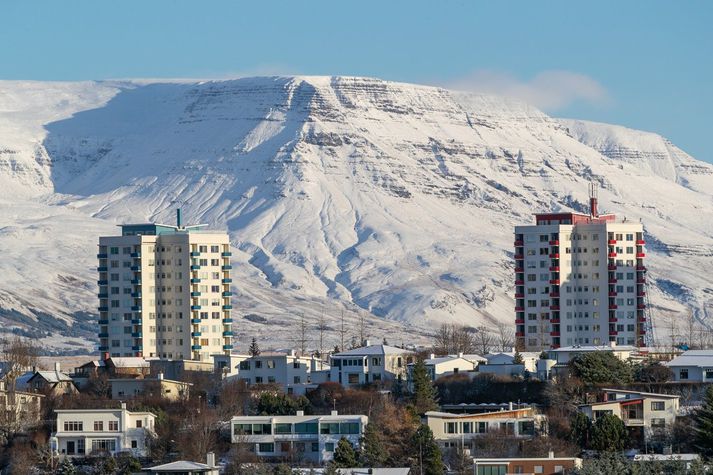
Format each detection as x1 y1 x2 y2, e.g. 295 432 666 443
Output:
98 210 233 361
514 186 647 351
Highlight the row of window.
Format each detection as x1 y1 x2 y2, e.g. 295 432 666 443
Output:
63 420 123 431
233 422 361 436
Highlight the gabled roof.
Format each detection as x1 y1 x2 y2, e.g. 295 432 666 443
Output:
145 460 214 471
602 388 680 399
29 371 73 383
108 357 150 368
665 350 713 368
334 345 414 357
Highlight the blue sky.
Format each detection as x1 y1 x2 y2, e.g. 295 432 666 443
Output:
2 0 711 161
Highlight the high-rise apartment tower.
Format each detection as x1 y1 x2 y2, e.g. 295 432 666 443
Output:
514 186 647 351
97 210 233 361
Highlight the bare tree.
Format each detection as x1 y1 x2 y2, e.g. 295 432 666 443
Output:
358 313 368 346
339 310 347 353
473 326 495 356
667 315 680 351
0 336 39 390
496 322 515 352
433 323 476 355
297 313 309 355
316 310 328 358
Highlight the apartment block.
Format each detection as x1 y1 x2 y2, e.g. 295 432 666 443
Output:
51 403 155 458
514 194 647 351
230 411 367 464
97 210 233 361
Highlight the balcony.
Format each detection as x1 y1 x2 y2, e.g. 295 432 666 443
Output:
191 291 201 297
191 345 202 351
636 239 645 245
549 266 559 272
549 279 560 285
515 319 524 324
223 331 233 337
98 332 109 338
608 278 618 284
97 292 108 299
514 293 524 298
132 332 142 338
550 331 560 337
191 305 202 311
609 330 618 336
190 265 201 270
638 304 646 309
97 266 108 272
608 291 617 297
550 305 560 311
131 292 141 298
130 265 141 271
131 306 141 312
190 251 201 257
222 291 233 297
609 317 618 323
515 280 524 285
549 292 559 297
515 332 525 337
608 239 617 245
131 319 142 325
223 318 233 324
549 240 559 245
637 291 646 297
132 345 141 351
130 279 141 285
514 267 524 273
636 252 646 258
638 316 647 323
608 265 617 271
514 255 524 261
98 319 109 325
98 306 109 312
190 278 201 283
608 252 617 258
549 253 559 259
222 251 232 257
222 278 232 284
222 265 233 270
550 318 560 324
623 418 645 427
191 318 202 324
97 253 108 259
223 305 233 310
130 252 141 258
98 345 109 352
191 331 202 337
515 306 525 312
97 280 108 286
609 304 618 310
223 344 233 350
636 265 646 272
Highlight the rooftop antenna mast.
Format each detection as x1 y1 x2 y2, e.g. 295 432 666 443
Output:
589 182 598 218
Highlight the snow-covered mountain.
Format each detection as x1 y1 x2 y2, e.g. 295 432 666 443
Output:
1 76 711 352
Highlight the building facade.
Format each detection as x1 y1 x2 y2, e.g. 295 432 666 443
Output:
230 411 367 464
329 344 415 387
473 455 582 475
98 211 233 361
665 350 713 382
514 200 647 351
0 379 43 434
52 403 155 458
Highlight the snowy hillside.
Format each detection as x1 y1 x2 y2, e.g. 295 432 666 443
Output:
1 76 712 352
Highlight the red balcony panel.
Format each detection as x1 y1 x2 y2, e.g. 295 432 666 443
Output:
636 240 645 245
636 253 646 258
515 320 525 325
549 292 560 297
550 279 560 285
609 317 618 323
515 306 525 311
550 331 560 337
608 252 617 258
549 266 560 272
608 239 617 245
550 305 560 311
550 318 561 324
515 267 524 272
609 304 618 309
515 280 524 285
515 332 525 337
549 253 560 259
608 265 617 271
515 294 525 299
515 255 524 260
608 291 617 297
638 317 647 323
549 240 559 245
608 278 618 284
609 330 618 336
636 265 646 271
637 292 646 297
638 304 646 309
514 240 524 246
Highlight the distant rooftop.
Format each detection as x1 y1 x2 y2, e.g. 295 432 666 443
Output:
334 344 415 357
666 350 713 367
119 209 220 236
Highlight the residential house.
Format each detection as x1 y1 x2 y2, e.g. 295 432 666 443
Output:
578 388 679 444
545 344 636 378
329 343 415 387
138 453 219 475
0 378 44 433
51 403 155 457
25 363 78 396
230 410 367 464
218 351 329 395
424 405 546 450
473 454 582 475
406 354 478 390
477 352 540 377
109 373 191 401
665 350 713 382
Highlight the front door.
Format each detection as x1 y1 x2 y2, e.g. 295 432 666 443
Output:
66 441 75 455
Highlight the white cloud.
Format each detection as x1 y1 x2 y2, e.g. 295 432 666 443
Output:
444 70 611 111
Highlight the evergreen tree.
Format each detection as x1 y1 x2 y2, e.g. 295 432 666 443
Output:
570 411 591 449
413 424 444 475
694 385 713 456
57 458 77 475
590 413 627 452
322 463 340 475
360 421 388 467
333 437 358 468
411 359 438 414
569 351 633 385
512 350 524 365
249 337 261 356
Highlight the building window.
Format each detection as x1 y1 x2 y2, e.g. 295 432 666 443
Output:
91 439 116 454
680 369 689 380
651 418 666 428
293 360 301 369
131 440 138 448
651 401 665 411
94 421 104 431
311 442 319 452
108 421 118 431
294 376 301 384
136 420 142 428
325 443 335 452
257 443 274 453
64 421 83 431
267 360 275 369
446 422 457 434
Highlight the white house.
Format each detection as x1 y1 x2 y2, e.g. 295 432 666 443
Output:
424 406 546 450
52 403 155 458
230 410 367 464
217 351 329 395
578 389 679 443
477 352 540 377
329 343 415 387
547 344 636 365
406 354 478 389
665 350 713 382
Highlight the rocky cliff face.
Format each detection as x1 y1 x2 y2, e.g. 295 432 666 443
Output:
0 76 711 351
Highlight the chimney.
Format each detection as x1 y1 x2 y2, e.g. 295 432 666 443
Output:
589 182 598 218
548 450 555 459
54 362 61 372
102 352 110 362
458 352 463 358
331 410 338 416
176 208 182 228
296 410 304 416
364 340 371 347
157 372 164 381
509 402 513 411
121 402 126 410
429 353 435 360
206 452 216 467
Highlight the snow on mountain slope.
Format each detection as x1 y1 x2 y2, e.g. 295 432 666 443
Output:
1 76 712 351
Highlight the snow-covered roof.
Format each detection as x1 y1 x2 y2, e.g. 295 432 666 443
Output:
108 357 150 368
30 370 73 383
145 460 214 472
665 350 713 368
460 354 488 363
334 344 414 357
